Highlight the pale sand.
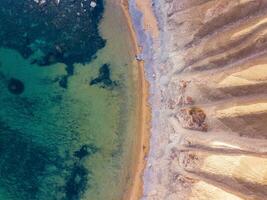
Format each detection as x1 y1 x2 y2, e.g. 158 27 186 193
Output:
135 0 159 39
139 1 267 199
120 0 152 200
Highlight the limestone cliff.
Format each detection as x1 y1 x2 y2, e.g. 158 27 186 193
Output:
144 0 267 199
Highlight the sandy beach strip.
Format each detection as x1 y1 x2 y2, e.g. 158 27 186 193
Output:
135 0 159 38
120 0 152 200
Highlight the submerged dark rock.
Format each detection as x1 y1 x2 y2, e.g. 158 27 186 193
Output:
65 164 90 200
90 64 118 88
59 75 69 89
8 78 25 95
0 0 106 88
74 144 98 160
63 144 99 199
0 120 97 200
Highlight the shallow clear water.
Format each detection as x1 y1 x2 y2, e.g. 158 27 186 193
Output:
0 0 140 200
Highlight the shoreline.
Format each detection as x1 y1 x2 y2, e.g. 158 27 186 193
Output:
131 1 267 200
119 1 151 200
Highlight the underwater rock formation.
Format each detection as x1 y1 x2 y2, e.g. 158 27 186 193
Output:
0 99 99 200
64 164 90 200
7 78 25 95
0 0 106 88
90 64 118 89
74 144 99 160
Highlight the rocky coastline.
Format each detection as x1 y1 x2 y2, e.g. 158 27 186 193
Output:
130 0 267 199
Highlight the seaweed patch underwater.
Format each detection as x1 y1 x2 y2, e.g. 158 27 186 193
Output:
0 0 139 199
0 0 106 88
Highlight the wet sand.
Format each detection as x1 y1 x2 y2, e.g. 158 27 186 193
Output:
120 0 151 199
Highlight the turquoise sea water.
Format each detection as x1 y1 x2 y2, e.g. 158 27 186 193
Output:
0 1 139 199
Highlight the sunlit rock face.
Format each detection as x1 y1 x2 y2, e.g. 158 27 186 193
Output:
155 0 267 199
